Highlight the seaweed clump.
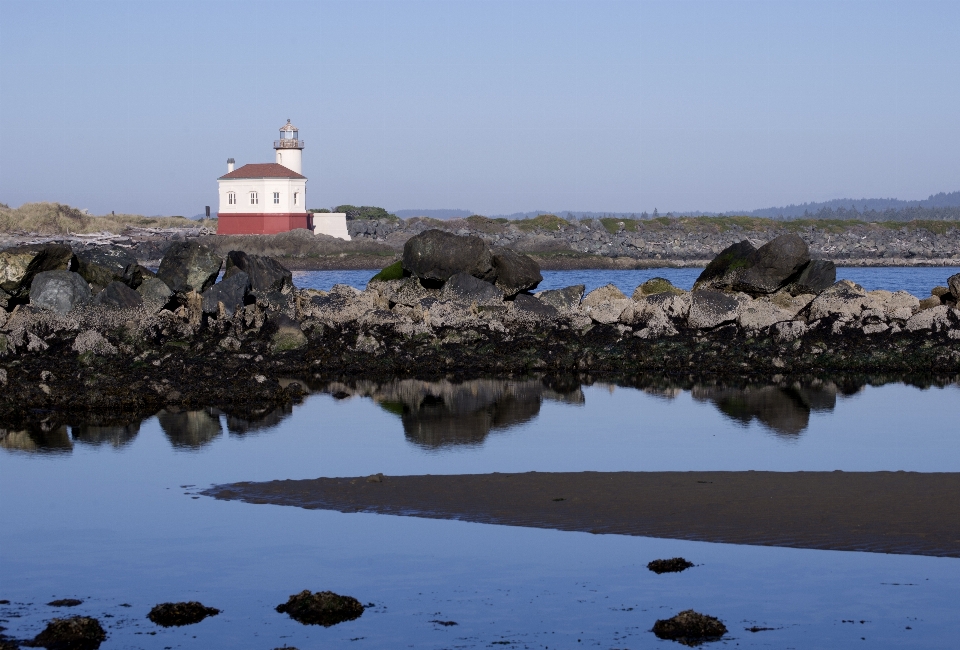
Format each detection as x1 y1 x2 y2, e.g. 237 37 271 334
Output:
652 609 727 646
147 601 220 627
25 616 106 650
647 557 695 574
46 600 82 608
275 590 364 627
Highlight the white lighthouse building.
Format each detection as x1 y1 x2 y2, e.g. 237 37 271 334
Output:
216 120 349 239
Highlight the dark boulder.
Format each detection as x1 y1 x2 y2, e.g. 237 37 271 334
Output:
402 229 494 284
734 234 811 294
693 240 755 291
948 273 960 302
652 609 727 644
29 270 91 314
157 242 221 293
201 271 250 315
512 293 558 317
29 615 106 649
785 259 836 295
94 281 143 310
147 601 220 627
223 250 292 292
491 248 542 296
439 272 504 303
0 243 76 297
75 248 137 290
275 590 364 627
536 284 585 310
47 599 83 607
647 557 694 574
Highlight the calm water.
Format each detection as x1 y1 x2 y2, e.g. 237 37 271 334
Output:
3 376 960 648
295 266 960 297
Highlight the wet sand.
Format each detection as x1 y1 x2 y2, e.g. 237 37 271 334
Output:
204 471 960 558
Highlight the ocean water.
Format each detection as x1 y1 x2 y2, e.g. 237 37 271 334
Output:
294 266 960 297
3 380 960 648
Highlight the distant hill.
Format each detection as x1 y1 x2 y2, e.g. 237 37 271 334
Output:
394 208 473 220
741 191 960 218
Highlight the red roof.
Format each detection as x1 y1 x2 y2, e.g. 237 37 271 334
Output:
219 163 306 180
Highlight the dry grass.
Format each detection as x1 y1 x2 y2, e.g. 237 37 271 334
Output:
0 202 216 235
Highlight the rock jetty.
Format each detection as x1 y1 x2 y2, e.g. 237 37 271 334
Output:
0 230 958 427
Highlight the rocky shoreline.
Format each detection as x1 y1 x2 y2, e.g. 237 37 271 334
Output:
2 212 960 271
1 230 959 431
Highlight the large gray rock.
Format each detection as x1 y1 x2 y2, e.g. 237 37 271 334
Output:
491 248 542 296
807 280 869 321
223 250 292 292
202 271 251 314
94 281 143 309
785 259 836 295
0 244 76 297
29 270 91 314
536 284 585 310
157 242 222 293
137 277 174 313
402 229 494 284
737 298 796 330
688 290 744 329
693 240 756 291
75 247 138 290
734 234 811 294
439 272 504 304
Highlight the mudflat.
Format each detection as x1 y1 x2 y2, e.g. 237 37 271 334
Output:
205 471 960 558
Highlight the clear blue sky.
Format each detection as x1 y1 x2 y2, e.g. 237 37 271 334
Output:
1 0 958 217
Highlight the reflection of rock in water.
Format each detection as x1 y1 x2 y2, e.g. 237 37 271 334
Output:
226 404 294 435
692 383 838 436
0 426 72 453
326 379 584 448
72 422 140 448
157 409 223 449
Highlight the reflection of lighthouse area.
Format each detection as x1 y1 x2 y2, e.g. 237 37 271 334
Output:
325 379 585 449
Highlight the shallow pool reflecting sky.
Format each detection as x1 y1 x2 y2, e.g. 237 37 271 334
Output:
2 380 960 648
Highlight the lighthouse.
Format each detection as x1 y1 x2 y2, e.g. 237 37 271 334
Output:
216 120 350 239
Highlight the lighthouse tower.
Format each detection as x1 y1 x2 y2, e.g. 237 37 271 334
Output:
274 119 303 173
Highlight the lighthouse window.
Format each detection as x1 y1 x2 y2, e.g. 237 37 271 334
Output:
227 192 236 205
273 192 280 204
249 192 258 205
293 192 299 205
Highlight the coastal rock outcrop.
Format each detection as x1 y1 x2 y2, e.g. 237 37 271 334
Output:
694 235 835 297
1 231 959 426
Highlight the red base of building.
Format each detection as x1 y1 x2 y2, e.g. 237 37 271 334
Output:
217 213 311 235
